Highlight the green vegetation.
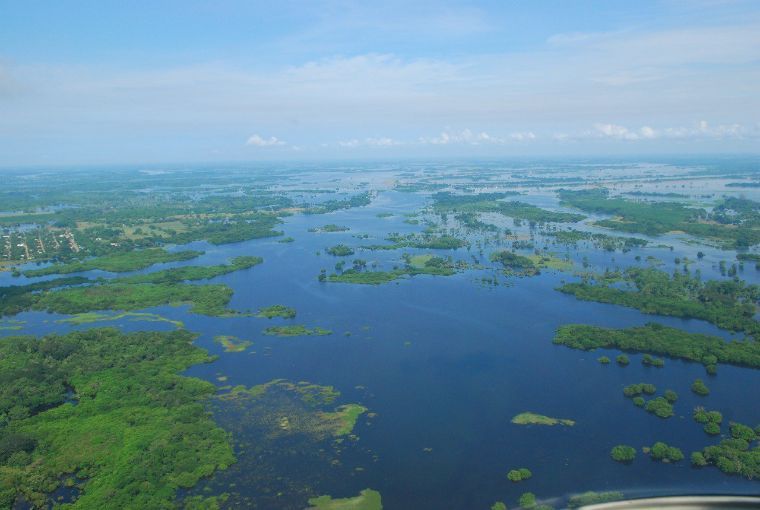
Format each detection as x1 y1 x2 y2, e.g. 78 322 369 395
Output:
217 380 366 439
693 407 723 426
623 383 657 397
558 267 760 339
115 256 263 284
491 251 539 276
433 192 584 223
309 224 350 233
0 328 233 508
554 323 760 371
663 390 678 403
33 281 238 316
691 378 710 396
692 421 760 479
213 335 252 353
644 397 675 418
57 311 184 328
616 354 630 366
303 192 372 215
23 248 203 277
642 354 665 367
558 189 760 248
507 468 533 482
491 502 507 510
567 491 624 508
326 244 355 256
327 270 404 285
611 445 636 462
256 304 297 319
597 356 610 364
511 412 575 427
646 442 684 462
546 229 647 252
307 489 382 510
0 277 90 316
518 492 536 509
263 325 332 337
327 254 458 284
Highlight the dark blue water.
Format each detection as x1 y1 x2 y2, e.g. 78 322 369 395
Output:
3 187 760 509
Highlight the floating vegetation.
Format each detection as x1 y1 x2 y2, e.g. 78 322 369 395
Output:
567 491 625 508
256 304 297 319
511 412 575 427
263 325 332 337
326 244 355 256
214 335 252 352
190 380 372 508
57 311 184 328
0 318 25 331
307 489 382 510
23 248 203 277
309 224 350 233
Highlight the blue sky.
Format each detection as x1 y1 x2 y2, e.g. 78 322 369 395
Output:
1 0 759 165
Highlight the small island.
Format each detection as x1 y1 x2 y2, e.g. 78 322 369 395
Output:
214 335 252 353
512 412 575 427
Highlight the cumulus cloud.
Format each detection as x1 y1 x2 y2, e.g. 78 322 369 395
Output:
563 121 760 142
246 134 285 147
337 137 401 148
419 129 500 145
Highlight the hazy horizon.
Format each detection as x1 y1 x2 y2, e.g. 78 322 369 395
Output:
2 0 760 166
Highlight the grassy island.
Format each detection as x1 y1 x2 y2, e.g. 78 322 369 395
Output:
307 489 382 510
33 282 239 316
507 468 533 482
0 328 234 508
263 325 332 337
512 412 575 427
214 335 252 352
256 304 297 319
611 445 636 462
24 248 203 277
326 244 355 256
115 256 262 284
554 323 760 371
645 442 684 462
558 189 760 248
558 267 760 339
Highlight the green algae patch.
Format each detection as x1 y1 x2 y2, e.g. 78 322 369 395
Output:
307 488 382 510
512 412 575 427
256 304 297 319
214 335 252 352
263 325 332 337
57 311 184 328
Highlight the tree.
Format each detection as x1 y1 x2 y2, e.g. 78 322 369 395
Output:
518 492 536 509
691 378 710 396
616 354 629 366
610 445 636 463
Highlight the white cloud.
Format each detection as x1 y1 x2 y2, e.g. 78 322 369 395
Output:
419 129 500 145
509 131 536 141
564 121 760 142
337 137 401 148
246 134 285 147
